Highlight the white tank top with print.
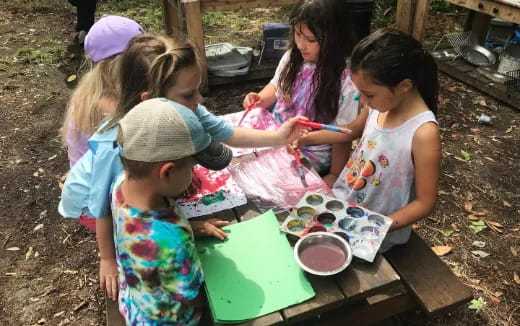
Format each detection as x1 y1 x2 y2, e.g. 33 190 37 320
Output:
332 108 438 252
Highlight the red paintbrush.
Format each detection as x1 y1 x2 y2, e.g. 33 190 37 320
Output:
237 100 258 127
294 149 308 188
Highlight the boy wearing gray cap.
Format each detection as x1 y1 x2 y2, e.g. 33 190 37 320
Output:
112 98 230 325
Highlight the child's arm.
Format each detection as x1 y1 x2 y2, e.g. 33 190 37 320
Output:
243 84 277 110
387 122 441 230
323 142 352 188
190 218 229 240
96 216 119 301
298 105 369 147
225 116 308 148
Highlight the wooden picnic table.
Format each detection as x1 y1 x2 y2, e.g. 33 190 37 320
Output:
107 193 473 325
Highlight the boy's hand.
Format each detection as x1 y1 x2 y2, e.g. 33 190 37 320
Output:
243 92 261 109
191 219 229 240
277 116 310 145
100 257 119 301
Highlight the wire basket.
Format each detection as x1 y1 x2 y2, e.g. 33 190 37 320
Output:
506 69 520 92
433 31 472 57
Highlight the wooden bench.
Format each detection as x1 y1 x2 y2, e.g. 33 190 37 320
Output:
384 231 473 317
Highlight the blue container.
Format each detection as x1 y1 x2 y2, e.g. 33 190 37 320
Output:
262 23 290 60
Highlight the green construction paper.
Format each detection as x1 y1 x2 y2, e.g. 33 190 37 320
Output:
195 210 315 323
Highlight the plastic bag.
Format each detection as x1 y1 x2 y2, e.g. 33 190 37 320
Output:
228 147 333 212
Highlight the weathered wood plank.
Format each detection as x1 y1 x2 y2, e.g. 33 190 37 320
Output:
106 294 124 326
447 0 520 24
438 60 520 110
396 0 414 35
384 231 473 316
411 0 430 41
316 291 418 326
200 0 297 12
336 254 401 303
282 274 345 325
214 312 284 326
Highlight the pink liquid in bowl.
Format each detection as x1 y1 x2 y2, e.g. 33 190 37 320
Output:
299 243 346 272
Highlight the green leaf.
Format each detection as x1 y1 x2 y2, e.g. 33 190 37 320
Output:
469 220 487 233
505 127 513 133
442 228 454 237
460 150 471 160
468 297 486 312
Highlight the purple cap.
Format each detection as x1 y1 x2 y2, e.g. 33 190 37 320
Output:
84 15 144 62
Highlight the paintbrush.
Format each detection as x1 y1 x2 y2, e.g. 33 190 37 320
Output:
296 119 351 134
237 100 258 127
294 149 308 188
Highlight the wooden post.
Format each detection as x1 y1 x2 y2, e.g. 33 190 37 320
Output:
396 0 415 35
162 0 183 39
470 11 492 44
412 0 430 41
181 0 206 75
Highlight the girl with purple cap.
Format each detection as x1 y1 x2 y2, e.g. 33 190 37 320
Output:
60 15 143 231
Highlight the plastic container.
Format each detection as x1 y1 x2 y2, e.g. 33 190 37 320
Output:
205 43 253 77
262 23 290 60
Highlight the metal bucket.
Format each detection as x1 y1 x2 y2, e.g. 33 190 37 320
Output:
498 44 520 74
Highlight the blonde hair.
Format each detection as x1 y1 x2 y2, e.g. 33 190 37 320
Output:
61 56 120 146
101 33 202 132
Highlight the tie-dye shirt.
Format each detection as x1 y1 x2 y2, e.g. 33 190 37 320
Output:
269 51 360 173
111 173 204 326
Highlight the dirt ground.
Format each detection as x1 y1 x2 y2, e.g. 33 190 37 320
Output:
0 1 518 325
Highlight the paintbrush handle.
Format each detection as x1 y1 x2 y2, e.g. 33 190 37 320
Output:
237 101 258 127
296 120 351 134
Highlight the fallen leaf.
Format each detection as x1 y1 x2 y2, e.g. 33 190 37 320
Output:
432 245 452 256
25 247 33 260
33 224 43 231
438 190 449 195
66 74 77 82
514 272 520 285
471 250 490 258
489 295 501 303
503 200 512 207
442 228 454 237
473 210 489 217
465 202 474 213
469 220 487 233
6 247 20 251
479 99 487 106
472 241 486 248
486 221 504 233
451 223 459 232
63 269 78 275
53 311 65 318
505 127 513 133
465 192 473 201
47 154 57 160
468 297 486 312
37 318 46 325
512 247 518 257
467 214 480 221
460 150 471 160
39 210 47 219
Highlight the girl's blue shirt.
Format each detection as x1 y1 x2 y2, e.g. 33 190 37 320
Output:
58 102 234 219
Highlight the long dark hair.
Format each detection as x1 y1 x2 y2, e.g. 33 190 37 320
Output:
279 0 350 123
350 28 438 115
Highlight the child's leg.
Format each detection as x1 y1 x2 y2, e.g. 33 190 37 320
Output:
323 142 351 188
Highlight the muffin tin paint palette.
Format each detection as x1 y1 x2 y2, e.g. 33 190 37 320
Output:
281 192 393 262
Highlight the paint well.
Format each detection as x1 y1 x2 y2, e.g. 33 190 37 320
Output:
305 194 324 206
325 200 344 211
299 243 346 272
297 206 316 219
317 212 336 224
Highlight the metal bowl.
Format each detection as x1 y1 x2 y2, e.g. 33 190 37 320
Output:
294 232 352 276
460 44 496 66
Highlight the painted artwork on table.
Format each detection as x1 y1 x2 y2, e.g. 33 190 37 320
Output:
220 108 279 157
175 165 247 218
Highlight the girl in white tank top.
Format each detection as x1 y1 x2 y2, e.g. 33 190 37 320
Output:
297 28 441 252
